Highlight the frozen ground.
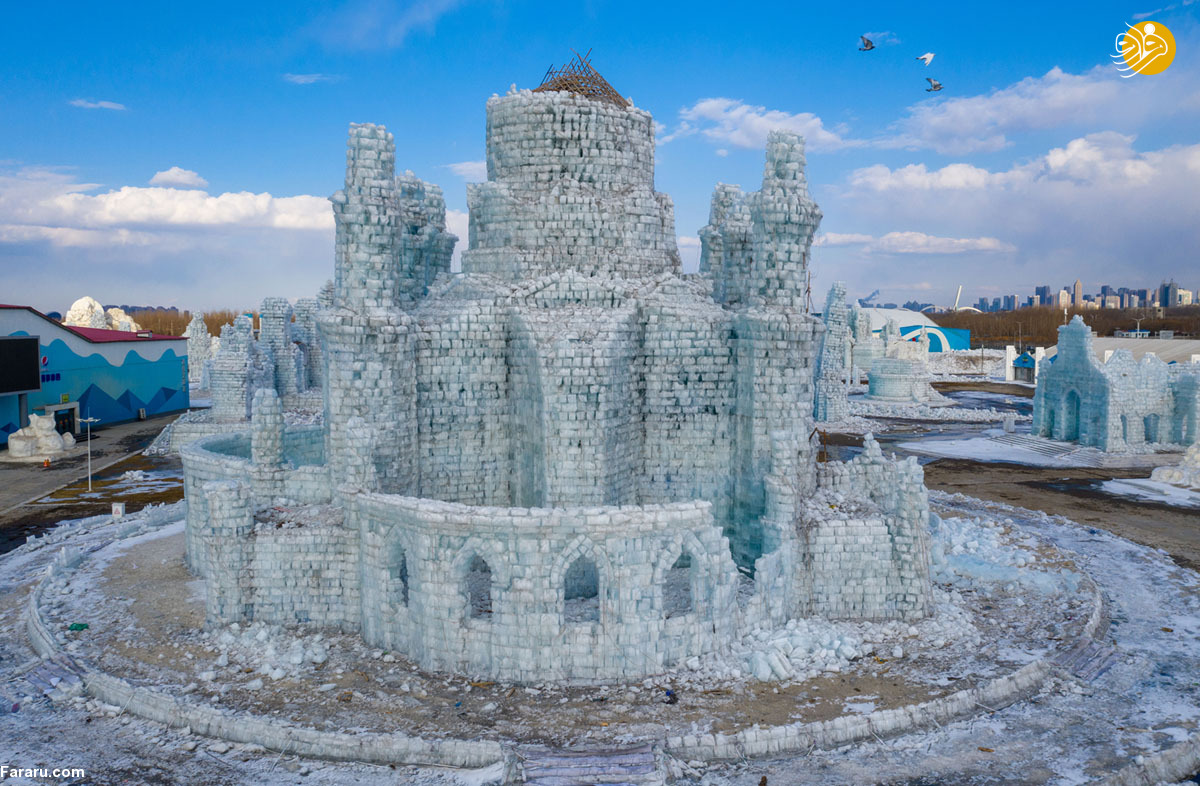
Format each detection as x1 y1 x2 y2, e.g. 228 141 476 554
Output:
898 434 1184 469
2 494 1199 783
1099 479 1200 510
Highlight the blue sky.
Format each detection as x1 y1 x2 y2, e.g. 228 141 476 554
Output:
2 0 1198 311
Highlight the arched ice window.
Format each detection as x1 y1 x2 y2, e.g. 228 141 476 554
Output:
664 552 694 618
466 555 493 619
388 543 409 607
563 557 599 623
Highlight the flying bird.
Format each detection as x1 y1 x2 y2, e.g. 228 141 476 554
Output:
859 35 875 51
925 77 943 92
917 52 935 66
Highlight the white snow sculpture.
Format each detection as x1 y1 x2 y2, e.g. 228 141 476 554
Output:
1151 443 1200 490
63 296 142 332
7 413 75 458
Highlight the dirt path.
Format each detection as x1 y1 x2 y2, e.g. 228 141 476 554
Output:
923 458 1200 572
0 450 184 554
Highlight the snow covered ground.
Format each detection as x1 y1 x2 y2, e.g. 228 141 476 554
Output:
3 494 1200 783
1099 479 1200 510
897 433 1183 470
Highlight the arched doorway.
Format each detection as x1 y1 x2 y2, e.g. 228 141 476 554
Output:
1063 390 1081 441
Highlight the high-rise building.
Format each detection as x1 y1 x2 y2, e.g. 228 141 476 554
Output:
1057 289 1071 308
1002 294 1017 311
975 297 990 312
1180 289 1194 306
1103 295 1120 309
1073 279 1083 308
1035 285 1052 306
1158 281 1179 309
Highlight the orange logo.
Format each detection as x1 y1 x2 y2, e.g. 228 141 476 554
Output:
1112 21 1175 77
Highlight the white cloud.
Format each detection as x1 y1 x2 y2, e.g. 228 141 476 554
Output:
665 98 858 151
311 0 464 50
283 73 339 84
814 232 875 246
871 231 1015 254
677 235 701 273
1133 0 1196 18
446 160 486 181
814 231 1012 253
69 99 126 111
884 65 1200 154
715 149 729 158
149 166 209 189
445 208 468 271
45 187 331 230
824 133 1200 301
0 166 335 310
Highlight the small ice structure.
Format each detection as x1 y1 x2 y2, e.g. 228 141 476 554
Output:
7 413 75 458
1151 443 1200 490
184 312 216 390
849 305 885 378
1033 316 1200 450
183 68 933 684
867 327 944 403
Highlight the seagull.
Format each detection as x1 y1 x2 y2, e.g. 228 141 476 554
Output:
925 77 943 92
917 52 935 66
859 35 875 51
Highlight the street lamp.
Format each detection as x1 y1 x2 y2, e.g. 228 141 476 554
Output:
79 415 100 492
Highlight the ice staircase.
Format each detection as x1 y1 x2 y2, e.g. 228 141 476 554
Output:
988 434 1105 467
517 744 665 786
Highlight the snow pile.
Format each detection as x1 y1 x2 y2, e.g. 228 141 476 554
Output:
63 296 142 332
735 619 870 682
851 399 1023 423
202 622 331 686
931 514 1080 595
926 349 1004 378
814 414 879 435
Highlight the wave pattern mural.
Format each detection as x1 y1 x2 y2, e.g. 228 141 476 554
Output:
2 330 188 445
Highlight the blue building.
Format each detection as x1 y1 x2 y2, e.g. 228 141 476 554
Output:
1 304 189 445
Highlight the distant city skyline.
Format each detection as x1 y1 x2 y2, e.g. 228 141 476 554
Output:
961 278 1195 314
